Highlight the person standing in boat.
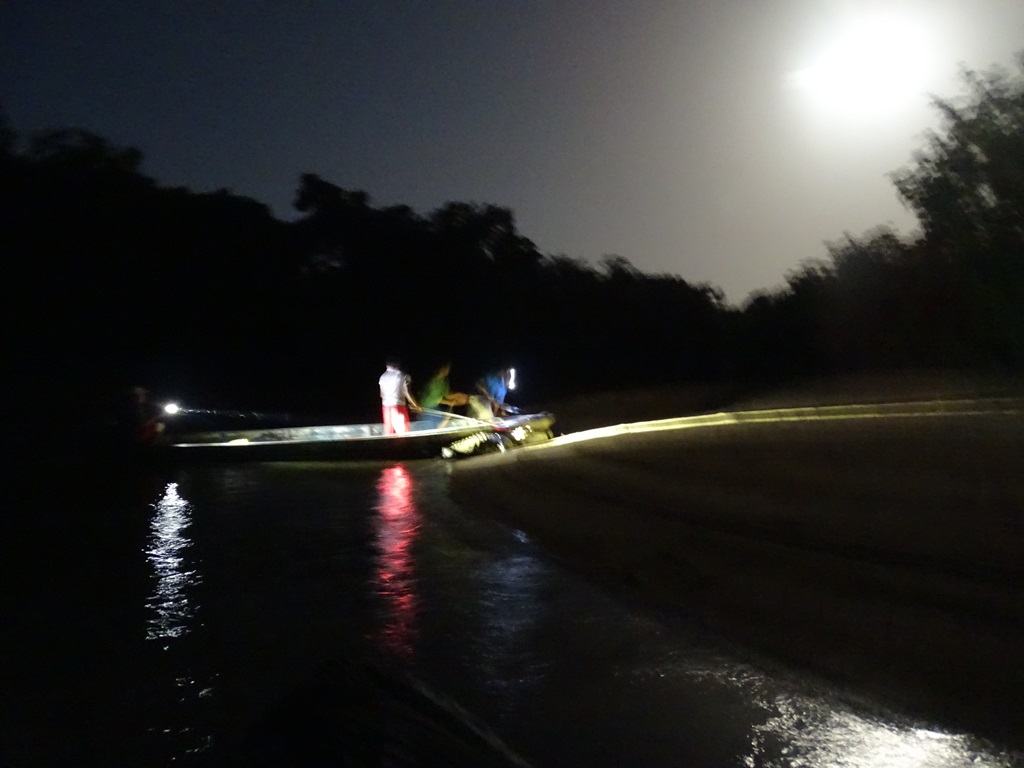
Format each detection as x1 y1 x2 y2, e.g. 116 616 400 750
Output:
378 359 421 435
418 362 470 429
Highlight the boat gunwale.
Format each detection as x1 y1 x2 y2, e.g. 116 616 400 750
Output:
168 422 493 449
156 412 555 460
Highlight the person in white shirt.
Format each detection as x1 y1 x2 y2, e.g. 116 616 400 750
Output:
378 359 421 434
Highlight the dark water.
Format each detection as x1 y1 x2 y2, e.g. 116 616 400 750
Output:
3 461 1021 767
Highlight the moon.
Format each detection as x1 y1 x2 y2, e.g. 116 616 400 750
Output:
787 11 934 119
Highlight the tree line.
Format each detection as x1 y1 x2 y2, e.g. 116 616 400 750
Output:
741 57 1024 377
3 56 1022 444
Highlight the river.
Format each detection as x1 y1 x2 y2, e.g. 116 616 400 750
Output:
3 460 1020 767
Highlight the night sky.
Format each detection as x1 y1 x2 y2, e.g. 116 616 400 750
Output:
3 1 1022 303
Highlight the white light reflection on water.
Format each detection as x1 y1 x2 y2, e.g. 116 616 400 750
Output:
145 482 200 642
746 695 1020 768
664 656 1019 768
373 464 421 659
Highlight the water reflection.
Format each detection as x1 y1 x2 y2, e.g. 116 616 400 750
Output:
747 695 1019 768
474 552 549 697
373 464 421 659
669 655 1018 767
145 482 200 642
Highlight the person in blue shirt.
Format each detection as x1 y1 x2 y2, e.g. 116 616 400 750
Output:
467 368 513 420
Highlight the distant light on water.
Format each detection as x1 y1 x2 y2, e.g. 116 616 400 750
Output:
145 482 200 642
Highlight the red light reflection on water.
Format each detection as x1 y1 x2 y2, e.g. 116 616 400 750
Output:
373 464 420 659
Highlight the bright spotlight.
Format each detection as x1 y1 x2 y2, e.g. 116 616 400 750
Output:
163 403 180 415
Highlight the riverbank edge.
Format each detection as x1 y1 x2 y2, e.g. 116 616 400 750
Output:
448 372 1024 750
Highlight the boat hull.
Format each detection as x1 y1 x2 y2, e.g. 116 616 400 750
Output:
150 413 555 463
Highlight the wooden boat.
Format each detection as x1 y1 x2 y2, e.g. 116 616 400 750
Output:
152 411 556 462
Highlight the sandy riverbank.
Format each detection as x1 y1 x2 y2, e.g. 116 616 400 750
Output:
450 372 1024 748
535 369 1024 434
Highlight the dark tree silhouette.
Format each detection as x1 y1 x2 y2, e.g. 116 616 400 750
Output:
738 53 1024 375
891 56 1024 367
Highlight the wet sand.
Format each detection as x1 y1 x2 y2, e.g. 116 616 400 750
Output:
450 373 1024 748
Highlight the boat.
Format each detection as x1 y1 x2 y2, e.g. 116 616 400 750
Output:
151 411 556 463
